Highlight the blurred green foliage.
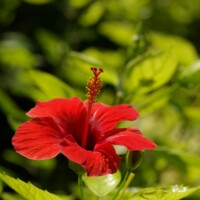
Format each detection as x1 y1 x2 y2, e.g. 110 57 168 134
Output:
0 0 200 199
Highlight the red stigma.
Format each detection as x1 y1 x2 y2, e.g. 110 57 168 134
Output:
86 67 103 105
82 67 103 149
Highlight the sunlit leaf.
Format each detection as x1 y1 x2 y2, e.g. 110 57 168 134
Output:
84 47 125 69
179 60 200 87
10 70 75 101
69 0 91 8
184 107 200 122
133 86 177 115
123 51 178 95
0 172 61 200
83 170 121 197
102 0 149 21
149 32 198 66
1 193 24 200
79 1 104 26
98 21 136 45
130 185 200 200
61 51 119 86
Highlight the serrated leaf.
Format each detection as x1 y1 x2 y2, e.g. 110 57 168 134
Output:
123 51 178 95
130 185 200 200
0 172 61 200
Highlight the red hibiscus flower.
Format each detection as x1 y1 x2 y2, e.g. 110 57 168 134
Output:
12 68 156 176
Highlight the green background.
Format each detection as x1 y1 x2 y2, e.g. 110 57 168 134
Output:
0 0 200 199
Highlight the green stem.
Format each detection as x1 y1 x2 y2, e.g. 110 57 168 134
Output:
112 171 130 200
115 173 135 200
78 174 84 200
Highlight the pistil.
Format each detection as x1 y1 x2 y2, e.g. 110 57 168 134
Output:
81 67 103 149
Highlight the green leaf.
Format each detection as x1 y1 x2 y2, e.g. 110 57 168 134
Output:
28 70 75 99
79 1 104 26
3 150 56 171
0 172 61 200
98 21 136 46
148 32 198 66
0 180 3 193
69 0 91 8
36 30 68 66
0 89 27 130
156 146 200 168
179 60 200 87
23 0 54 5
132 87 172 115
0 89 25 119
83 47 125 69
130 185 200 200
0 37 37 68
0 0 20 26
83 170 121 197
62 51 119 87
1 192 25 200
184 106 200 122
11 70 75 101
123 51 178 95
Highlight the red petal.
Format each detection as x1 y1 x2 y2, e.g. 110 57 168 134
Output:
12 117 64 160
106 129 156 150
60 136 121 176
86 142 121 176
27 97 86 144
88 103 139 142
60 135 87 164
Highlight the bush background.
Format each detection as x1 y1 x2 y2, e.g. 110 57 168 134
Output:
0 0 200 199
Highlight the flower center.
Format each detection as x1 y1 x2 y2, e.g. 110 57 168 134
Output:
81 67 103 149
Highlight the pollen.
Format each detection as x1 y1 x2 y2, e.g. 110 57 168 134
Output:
86 67 103 104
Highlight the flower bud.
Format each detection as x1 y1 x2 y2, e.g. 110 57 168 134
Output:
125 151 143 171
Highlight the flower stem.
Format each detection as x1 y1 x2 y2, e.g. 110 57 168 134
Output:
112 171 130 200
78 174 84 200
115 173 135 200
